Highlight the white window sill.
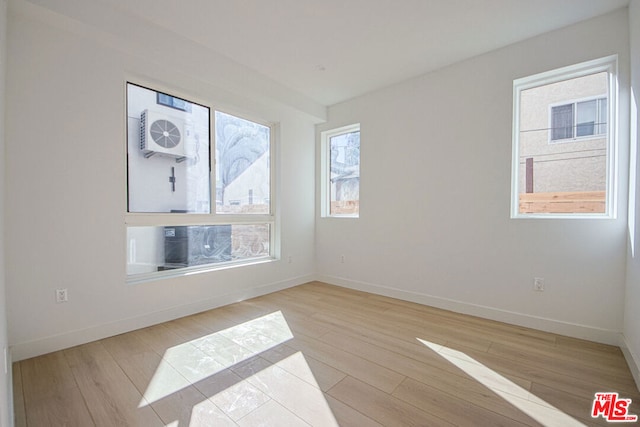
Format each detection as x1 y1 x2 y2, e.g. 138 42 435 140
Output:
126 256 275 285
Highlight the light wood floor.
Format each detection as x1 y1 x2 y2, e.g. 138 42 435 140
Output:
13 281 640 426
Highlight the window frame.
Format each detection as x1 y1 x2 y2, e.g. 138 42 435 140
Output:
125 81 277 284
510 55 618 219
320 123 361 218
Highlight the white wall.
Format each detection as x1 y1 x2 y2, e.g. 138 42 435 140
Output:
5 0 318 360
624 0 640 390
317 9 630 345
0 0 11 423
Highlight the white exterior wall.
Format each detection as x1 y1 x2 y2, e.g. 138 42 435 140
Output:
317 9 630 345
224 153 270 208
5 1 319 361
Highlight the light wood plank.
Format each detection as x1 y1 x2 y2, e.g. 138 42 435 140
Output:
392 377 536 427
260 343 347 392
312 297 493 352
328 375 454 426
100 332 232 426
19 351 95 426
444 342 638 404
20 351 80 402
64 341 164 426
489 342 639 394
25 387 95 427
325 395 383 427
12 363 26 427
286 332 406 394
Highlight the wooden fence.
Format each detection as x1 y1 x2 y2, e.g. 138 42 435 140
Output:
519 191 606 214
331 200 359 215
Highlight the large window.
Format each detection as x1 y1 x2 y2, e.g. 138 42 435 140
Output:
511 56 617 218
321 124 360 217
126 83 274 282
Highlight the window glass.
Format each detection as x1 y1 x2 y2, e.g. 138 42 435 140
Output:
576 99 597 137
597 98 608 135
125 82 275 282
127 224 270 275
512 57 616 217
329 130 360 216
215 111 270 214
127 83 211 214
551 104 574 140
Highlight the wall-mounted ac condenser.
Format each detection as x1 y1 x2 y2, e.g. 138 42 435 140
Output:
140 109 188 158
164 225 232 268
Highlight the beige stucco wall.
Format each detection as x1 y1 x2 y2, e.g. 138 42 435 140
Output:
518 72 608 193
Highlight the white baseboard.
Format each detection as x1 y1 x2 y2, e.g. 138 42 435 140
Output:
317 275 622 346
620 335 640 392
13 273 626 362
11 274 315 361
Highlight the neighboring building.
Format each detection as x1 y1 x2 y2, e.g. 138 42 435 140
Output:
330 130 360 215
518 72 608 195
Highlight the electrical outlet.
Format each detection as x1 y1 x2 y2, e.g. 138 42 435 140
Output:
56 288 68 303
288 255 292 264
533 277 544 292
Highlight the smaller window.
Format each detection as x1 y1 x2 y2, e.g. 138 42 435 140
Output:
551 97 607 141
321 124 360 217
511 55 617 218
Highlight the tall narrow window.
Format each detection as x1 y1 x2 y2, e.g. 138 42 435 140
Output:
321 124 360 217
511 56 617 218
215 111 270 215
125 83 275 282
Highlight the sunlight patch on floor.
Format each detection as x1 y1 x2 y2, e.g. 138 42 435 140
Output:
417 338 586 427
140 310 338 426
140 311 294 407
233 351 338 426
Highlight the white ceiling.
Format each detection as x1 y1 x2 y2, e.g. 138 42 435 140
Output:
27 0 631 106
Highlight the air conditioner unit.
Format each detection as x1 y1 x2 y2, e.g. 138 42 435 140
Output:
140 109 187 158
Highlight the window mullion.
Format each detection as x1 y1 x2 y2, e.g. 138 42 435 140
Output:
125 213 217 227
573 102 578 138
